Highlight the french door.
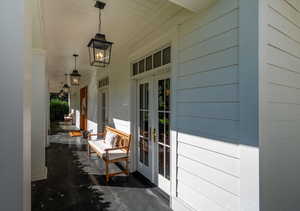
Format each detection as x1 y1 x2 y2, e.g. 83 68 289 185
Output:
137 74 171 194
98 89 109 133
80 87 88 131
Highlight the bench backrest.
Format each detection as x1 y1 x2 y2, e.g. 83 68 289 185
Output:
104 126 131 152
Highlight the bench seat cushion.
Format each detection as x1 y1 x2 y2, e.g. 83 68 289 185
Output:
103 149 127 160
88 140 127 160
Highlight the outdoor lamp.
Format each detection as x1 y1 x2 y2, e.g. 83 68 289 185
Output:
70 54 81 86
87 1 113 68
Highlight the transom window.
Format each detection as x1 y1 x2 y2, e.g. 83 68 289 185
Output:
99 77 109 88
132 46 171 76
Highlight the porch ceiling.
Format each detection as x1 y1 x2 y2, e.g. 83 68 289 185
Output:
168 0 216 12
43 0 185 91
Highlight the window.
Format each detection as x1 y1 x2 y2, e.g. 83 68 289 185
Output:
146 56 152 71
153 51 162 68
163 47 171 65
139 59 145 73
99 77 109 88
133 63 138 76
132 46 171 76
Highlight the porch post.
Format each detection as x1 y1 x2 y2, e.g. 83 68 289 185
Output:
0 0 32 210
239 0 261 210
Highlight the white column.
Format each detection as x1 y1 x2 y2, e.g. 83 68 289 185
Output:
31 49 47 181
239 0 261 210
0 0 32 210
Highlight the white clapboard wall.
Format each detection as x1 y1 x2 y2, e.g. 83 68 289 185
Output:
175 0 240 210
261 0 300 210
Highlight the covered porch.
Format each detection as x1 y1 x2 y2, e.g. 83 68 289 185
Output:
32 129 170 211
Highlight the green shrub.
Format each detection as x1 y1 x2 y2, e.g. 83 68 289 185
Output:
50 98 69 122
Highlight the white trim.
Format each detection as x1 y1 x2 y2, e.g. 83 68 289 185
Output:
32 48 46 56
170 25 180 209
130 79 138 172
239 0 260 210
31 166 48 182
131 65 171 80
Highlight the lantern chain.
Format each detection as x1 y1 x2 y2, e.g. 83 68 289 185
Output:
98 8 102 33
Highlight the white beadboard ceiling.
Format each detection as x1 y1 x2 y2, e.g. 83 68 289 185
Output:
168 0 216 12
44 0 188 91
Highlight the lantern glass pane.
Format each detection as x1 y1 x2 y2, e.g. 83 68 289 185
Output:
95 48 106 63
71 76 80 86
89 39 112 67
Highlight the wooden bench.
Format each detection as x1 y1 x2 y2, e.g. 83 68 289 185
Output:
87 126 132 183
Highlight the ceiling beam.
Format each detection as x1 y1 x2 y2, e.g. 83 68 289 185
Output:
168 0 216 12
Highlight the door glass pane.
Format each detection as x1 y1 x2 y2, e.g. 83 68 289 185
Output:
139 111 144 136
158 112 164 143
145 83 149 110
165 113 170 146
102 93 106 130
158 80 165 111
144 111 149 138
140 84 143 109
139 138 144 163
144 139 149 166
139 82 150 167
157 78 171 181
166 147 170 180
166 79 170 111
159 144 164 176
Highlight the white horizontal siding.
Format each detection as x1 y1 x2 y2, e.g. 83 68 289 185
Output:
178 156 239 195
261 0 300 210
178 169 239 210
177 65 238 90
178 142 240 176
177 102 239 120
174 0 240 210
177 117 239 141
179 47 238 77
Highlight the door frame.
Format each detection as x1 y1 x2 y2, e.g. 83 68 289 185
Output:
136 77 154 181
153 73 171 195
133 68 171 194
97 87 109 133
80 86 88 131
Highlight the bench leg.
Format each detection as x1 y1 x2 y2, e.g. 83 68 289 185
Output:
105 160 109 184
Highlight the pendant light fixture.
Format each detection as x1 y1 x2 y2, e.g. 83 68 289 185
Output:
58 89 64 98
62 74 71 94
87 1 113 68
70 54 81 86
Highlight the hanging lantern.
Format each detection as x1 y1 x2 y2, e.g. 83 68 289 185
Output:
87 1 113 68
70 54 81 86
62 74 70 94
58 89 64 98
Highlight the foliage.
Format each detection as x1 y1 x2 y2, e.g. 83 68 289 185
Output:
50 98 69 122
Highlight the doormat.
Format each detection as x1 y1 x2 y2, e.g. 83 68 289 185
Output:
69 131 82 137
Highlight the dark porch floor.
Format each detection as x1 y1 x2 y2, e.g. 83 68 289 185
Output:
32 133 171 211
